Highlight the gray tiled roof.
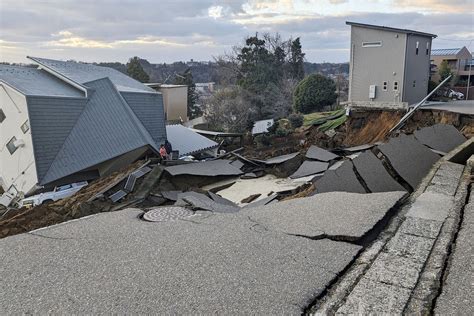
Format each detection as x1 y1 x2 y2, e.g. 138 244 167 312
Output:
431 48 462 56
40 77 158 185
166 124 218 157
0 65 83 97
28 57 155 93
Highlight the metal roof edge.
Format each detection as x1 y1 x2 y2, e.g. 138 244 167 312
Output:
346 21 437 38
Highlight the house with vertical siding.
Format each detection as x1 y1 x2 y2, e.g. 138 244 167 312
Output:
0 57 166 196
346 22 437 107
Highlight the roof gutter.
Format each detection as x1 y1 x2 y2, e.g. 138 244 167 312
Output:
27 56 89 98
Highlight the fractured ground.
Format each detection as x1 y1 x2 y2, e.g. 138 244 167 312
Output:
0 191 406 314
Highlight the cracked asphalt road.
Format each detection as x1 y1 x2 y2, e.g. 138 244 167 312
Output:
0 191 406 314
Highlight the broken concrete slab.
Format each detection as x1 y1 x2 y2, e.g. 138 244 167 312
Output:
216 174 302 205
414 124 466 153
378 134 440 189
161 190 182 201
340 143 375 153
305 145 339 162
289 161 329 179
242 194 278 209
208 191 239 208
182 195 240 213
314 160 367 194
244 191 406 240
352 151 406 193
0 209 361 314
405 192 454 222
253 152 300 165
165 160 243 177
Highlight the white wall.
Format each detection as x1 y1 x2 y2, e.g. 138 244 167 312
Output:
0 84 38 195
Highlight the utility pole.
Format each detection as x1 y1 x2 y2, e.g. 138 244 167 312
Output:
467 56 472 100
466 40 472 100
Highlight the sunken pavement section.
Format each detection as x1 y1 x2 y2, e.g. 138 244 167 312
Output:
0 124 473 314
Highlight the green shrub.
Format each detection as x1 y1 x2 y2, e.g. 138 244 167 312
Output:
288 113 304 128
293 74 337 114
275 127 291 137
255 133 272 146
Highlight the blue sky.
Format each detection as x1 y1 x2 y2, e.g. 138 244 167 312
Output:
1 0 472 63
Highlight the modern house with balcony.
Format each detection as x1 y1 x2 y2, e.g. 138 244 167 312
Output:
430 47 473 84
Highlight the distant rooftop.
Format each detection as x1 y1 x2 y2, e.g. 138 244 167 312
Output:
431 48 463 56
346 21 437 38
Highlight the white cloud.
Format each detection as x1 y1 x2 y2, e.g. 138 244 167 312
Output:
208 5 224 19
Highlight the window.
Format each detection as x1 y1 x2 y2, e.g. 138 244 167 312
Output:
416 41 419 55
6 137 17 155
383 81 388 91
0 109 5 123
21 120 30 134
413 80 416 88
362 41 382 47
426 42 430 55
393 81 399 91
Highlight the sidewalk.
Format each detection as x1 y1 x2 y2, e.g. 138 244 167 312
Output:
312 149 473 314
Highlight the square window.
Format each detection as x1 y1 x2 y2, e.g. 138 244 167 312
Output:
21 120 30 134
6 136 17 155
413 80 416 87
0 109 5 123
383 81 388 91
393 81 399 91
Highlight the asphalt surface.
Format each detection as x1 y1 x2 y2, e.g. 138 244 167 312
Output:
314 160 366 194
0 205 362 314
378 134 440 189
246 191 406 239
420 100 474 115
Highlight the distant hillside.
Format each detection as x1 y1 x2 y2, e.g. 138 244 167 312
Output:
96 58 348 84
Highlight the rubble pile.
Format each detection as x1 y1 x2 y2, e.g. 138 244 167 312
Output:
1 107 471 239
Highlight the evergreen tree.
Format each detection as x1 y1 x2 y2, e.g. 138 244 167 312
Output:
288 38 305 80
174 69 202 119
127 57 149 83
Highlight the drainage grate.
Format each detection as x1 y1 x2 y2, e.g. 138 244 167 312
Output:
142 206 194 222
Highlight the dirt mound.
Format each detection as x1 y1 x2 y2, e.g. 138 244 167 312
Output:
0 161 145 239
342 111 403 146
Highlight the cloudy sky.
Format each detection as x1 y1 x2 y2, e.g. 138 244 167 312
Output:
0 0 472 64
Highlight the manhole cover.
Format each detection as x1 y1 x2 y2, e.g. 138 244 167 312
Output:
143 206 194 222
